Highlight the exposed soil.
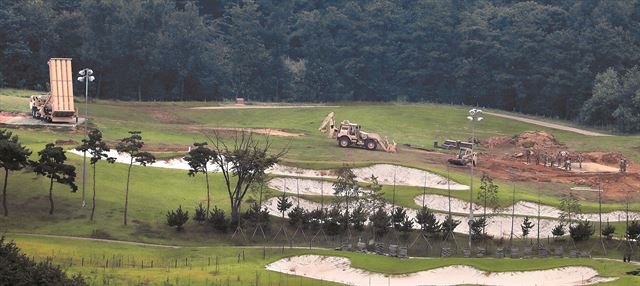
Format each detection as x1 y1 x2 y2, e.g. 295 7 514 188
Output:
145 108 194 125
485 131 562 151
185 126 304 137
0 111 28 123
266 255 613 286
405 144 640 200
55 139 79 146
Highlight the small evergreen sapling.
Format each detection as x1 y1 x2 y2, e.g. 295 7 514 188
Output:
167 206 189 231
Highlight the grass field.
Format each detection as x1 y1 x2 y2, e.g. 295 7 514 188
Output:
3 88 640 285
7 234 640 286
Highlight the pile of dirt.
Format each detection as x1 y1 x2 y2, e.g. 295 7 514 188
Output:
0 111 28 124
583 151 624 165
485 131 561 150
55 139 79 146
185 126 304 137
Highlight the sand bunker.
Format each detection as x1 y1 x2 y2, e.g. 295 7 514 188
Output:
268 164 469 190
268 177 371 196
67 152 463 190
414 194 639 222
185 126 304 137
266 255 614 286
262 197 558 238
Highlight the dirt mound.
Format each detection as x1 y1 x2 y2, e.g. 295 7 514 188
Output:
486 131 560 150
583 152 624 165
186 126 304 137
55 139 79 145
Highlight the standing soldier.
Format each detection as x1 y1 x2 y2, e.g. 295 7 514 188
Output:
525 149 531 164
620 158 628 173
535 151 541 165
550 154 555 168
577 153 583 169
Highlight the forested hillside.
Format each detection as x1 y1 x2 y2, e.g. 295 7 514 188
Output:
1 0 639 126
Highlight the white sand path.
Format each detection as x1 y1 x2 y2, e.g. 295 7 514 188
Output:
263 197 558 238
266 255 615 286
68 150 467 189
414 194 640 222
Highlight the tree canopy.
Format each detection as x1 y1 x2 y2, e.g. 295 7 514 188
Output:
2 0 640 128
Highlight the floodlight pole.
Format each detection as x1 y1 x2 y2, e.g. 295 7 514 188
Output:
467 108 483 248
78 68 94 208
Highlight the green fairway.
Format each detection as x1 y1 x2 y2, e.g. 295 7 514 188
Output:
7 234 640 286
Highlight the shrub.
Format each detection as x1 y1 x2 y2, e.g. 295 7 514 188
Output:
521 216 534 238
166 206 189 231
470 217 489 241
552 223 565 239
627 221 640 239
209 206 229 233
0 237 87 285
369 207 390 239
391 207 408 230
288 206 308 227
441 215 461 236
308 209 324 229
415 207 441 235
569 220 595 242
602 223 615 240
324 207 342 236
351 205 367 232
193 203 207 223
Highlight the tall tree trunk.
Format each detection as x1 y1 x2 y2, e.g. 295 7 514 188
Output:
48 177 54 215
2 169 8 217
137 81 142 102
124 159 133 225
205 171 210 218
90 163 96 221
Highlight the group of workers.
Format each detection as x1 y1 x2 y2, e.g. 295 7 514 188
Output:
522 149 629 173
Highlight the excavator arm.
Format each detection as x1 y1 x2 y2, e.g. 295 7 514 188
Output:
319 112 336 138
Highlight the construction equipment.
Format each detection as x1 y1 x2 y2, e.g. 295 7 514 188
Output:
29 58 77 123
319 112 397 153
448 147 477 166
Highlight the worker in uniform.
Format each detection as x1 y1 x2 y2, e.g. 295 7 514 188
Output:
577 153 583 169
620 159 627 173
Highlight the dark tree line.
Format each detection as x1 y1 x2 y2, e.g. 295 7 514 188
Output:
1 0 640 125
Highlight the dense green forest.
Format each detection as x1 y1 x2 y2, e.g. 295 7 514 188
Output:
1 0 640 129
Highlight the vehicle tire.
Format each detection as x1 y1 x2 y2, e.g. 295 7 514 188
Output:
365 139 377 150
338 137 350 148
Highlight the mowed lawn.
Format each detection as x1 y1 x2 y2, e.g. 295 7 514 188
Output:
8 234 640 286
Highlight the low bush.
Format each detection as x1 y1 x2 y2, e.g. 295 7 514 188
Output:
166 206 189 231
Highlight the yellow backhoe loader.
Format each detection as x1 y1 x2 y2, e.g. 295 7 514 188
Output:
319 112 397 153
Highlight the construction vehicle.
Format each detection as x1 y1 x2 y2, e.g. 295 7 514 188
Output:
319 112 397 153
448 147 477 166
29 58 77 123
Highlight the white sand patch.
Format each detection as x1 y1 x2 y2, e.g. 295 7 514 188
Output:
68 151 467 190
266 255 614 286
69 149 222 171
268 164 469 190
262 197 559 238
414 194 640 222
267 177 371 196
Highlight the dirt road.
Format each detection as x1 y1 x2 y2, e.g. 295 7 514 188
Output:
485 112 610 136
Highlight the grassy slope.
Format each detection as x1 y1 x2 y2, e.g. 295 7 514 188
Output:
9 234 640 286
